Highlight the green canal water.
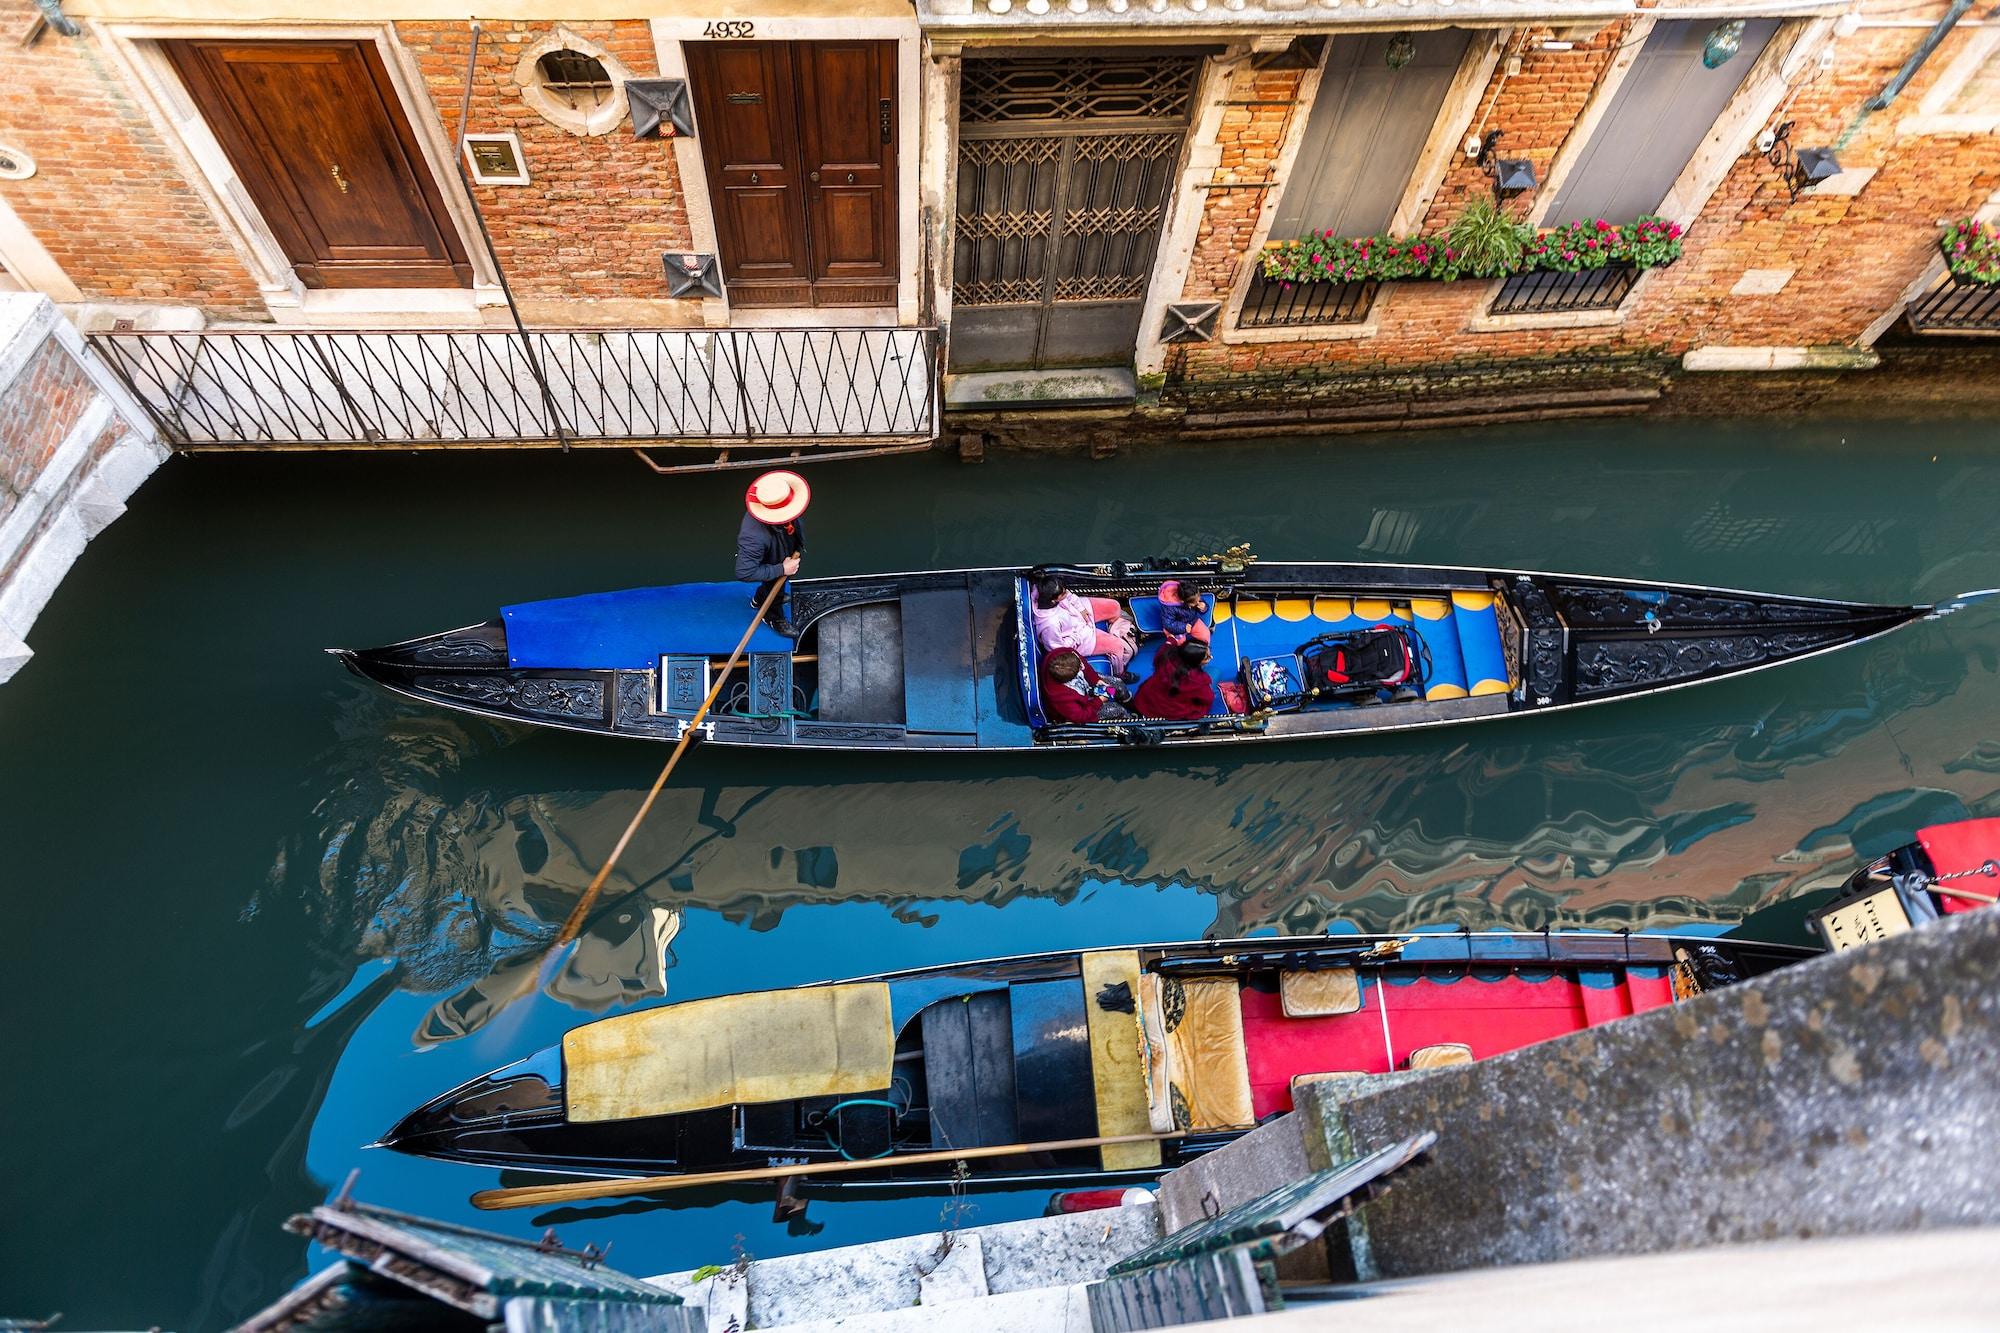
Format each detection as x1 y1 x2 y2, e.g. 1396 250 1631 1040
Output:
2 421 1997 1328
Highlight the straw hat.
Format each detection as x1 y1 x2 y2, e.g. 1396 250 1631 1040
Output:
745 470 810 524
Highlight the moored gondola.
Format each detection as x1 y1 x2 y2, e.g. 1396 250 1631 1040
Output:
382 927 1815 1205
333 552 1927 752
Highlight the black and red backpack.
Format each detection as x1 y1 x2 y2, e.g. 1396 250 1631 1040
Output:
1301 624 1425 696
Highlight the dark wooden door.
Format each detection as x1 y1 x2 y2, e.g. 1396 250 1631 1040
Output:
164 40 472 290
687 41 897 308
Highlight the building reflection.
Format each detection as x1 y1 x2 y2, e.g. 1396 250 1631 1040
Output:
273 603 1994 1043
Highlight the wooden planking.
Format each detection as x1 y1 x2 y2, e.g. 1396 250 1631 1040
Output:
816 602 905 723
900 587 977 734
1081 951 1163 1171
921 989 1019 1149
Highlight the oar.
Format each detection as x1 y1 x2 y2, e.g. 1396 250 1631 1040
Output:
550 577 787 949
1932 884 1999 906
470 1130 1177 1211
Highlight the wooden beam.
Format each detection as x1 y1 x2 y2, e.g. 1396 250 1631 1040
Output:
470 1131 1175 1211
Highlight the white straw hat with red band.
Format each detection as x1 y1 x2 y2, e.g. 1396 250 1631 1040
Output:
745 470 810 524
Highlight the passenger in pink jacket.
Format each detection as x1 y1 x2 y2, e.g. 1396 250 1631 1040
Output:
1031 572 1137 671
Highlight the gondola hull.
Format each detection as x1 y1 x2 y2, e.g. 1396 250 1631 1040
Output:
380 930 1815 1198
334 559 1927 752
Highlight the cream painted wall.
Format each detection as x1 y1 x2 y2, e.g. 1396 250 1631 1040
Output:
69 0 913 22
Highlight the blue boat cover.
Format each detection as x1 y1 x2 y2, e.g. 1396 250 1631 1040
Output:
503 582 791 668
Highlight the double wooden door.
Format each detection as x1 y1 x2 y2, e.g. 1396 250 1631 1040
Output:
685 41 898 308
164 39 472 289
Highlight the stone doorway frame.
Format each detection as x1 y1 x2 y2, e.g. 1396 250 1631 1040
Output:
90 19 507 327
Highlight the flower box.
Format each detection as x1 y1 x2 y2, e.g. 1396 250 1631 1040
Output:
1941 218 2000 286
1260 215 1683 289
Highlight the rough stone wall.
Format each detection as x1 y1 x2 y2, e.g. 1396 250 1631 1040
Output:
0 340 93 521
1302 906 2000 1279
0 0 265 318
394 20 698 311
1169 7 1998 407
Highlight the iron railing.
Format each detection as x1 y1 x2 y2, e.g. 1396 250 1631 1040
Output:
1489 263 1640 316
87 326 939 450
1906 274 2000 334
1236 270 1378 329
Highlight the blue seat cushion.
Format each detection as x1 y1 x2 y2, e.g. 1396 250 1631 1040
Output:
1132 592 1215 635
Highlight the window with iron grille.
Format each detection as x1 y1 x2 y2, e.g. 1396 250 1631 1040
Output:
1488 264 1639 317
1906 275 2000 335
1237 270 1378 328
537 50 614 109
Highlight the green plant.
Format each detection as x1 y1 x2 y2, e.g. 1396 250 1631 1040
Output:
1529 216 1684 272
1445 197 1533 278
1943 217 2000 284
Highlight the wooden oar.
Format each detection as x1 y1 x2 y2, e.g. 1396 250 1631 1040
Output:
1933 883 1999 906
471 1130 1176 1211
551 578 786 948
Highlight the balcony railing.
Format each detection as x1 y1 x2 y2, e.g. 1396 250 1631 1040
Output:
87 327 939 451
1237 271 1379 329
1906 274 2000 334
1489 263 1639 317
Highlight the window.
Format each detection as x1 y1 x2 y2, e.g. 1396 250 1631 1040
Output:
1901 29 2000 135
514 30 631 137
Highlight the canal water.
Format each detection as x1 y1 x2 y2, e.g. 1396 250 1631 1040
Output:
2 420 1996 1329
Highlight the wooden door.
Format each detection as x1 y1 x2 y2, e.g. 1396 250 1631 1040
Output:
164 40 472 290
686 41 897 308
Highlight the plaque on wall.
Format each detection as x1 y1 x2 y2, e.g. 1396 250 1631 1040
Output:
463 132 529 186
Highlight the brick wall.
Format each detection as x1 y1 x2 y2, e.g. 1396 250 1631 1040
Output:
1183 64 1308 304
1170 7 2000 400
0 0 264 318
395 20 697 309
0 338 93 522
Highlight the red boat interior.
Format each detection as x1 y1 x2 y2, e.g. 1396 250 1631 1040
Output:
1237 968 1676 1118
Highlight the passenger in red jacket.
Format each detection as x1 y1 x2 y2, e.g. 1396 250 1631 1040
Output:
1133 639 1216 721
1040 648 1131 723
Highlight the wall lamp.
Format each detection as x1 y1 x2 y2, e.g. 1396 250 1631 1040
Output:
1473 131 1537 200
1761 121 1841 202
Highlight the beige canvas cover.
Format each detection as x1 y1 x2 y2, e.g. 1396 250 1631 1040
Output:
564 982 894 1123
1279 967 1361 1017
1406 1042 1474 1070
1080 950 1163 1171
1138 972 1255 1134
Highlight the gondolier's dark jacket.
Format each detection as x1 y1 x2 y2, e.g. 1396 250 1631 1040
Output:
735 513 805 584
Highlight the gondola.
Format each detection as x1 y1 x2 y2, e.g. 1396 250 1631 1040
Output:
332 550 1927 752
381 928 1815 1203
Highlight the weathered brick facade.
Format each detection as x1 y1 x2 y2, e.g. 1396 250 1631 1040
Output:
394 20 700 316
1169 10 2000 411
0 0 265 319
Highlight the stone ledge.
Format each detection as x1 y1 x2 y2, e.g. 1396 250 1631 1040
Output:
1682 344 1880 372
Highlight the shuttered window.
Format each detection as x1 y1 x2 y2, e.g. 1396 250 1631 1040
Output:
1270 30 1475 242
1544 19 1779 225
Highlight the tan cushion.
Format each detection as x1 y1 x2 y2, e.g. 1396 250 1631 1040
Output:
1406 1043 1474 1070
1279 967 1361 1017
1081 950 1162 1171
1139 973 1255 1133
1289 1071 1366 1097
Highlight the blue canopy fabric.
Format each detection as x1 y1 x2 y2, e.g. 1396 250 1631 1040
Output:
503 582 790 668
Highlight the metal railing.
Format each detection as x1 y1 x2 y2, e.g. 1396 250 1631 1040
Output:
1236 270 1379 329
1906 274 2000 334
87 326 939 450
1489 263 1639 316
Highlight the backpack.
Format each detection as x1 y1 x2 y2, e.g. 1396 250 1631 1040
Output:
1301 625 1420 695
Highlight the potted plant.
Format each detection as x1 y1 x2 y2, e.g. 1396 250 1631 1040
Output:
1443 197 1533 278
1942 218 2000 284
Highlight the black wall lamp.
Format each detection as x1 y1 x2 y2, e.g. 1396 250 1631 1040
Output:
1761 121 1841 202
1474 131 1537 200
627 79 695 140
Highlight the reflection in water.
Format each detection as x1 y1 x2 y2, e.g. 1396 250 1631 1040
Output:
274 603 1995 1042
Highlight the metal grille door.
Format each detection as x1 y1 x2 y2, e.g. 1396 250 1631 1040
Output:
952 53 1200 372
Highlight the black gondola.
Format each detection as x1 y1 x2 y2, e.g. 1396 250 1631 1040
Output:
332 552 1927 752
380 929 1814 1206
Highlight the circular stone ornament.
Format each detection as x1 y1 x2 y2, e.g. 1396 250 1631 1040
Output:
0 143 36 181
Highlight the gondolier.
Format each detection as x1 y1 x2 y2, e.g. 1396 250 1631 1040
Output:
736 470 809 636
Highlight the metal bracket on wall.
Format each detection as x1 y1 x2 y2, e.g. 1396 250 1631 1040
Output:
627 79 695 139
662 253 722 298
1161 301 1221 344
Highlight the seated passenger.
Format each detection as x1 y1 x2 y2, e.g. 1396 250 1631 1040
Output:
1133 639 1216 721
1039 648 1133 724
1156 580 1212 646
1031 572 1137 672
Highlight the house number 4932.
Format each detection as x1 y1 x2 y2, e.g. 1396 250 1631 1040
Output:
702 20 754 38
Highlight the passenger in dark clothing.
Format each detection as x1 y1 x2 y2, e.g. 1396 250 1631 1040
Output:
1039 648 1131 724
1132 639 1216 721
736 471 810 635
